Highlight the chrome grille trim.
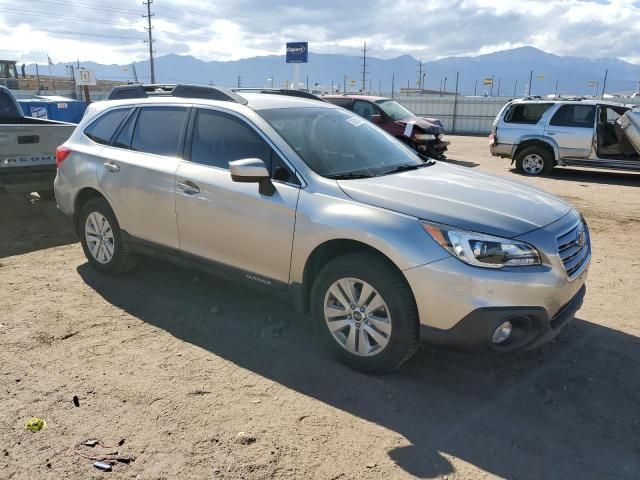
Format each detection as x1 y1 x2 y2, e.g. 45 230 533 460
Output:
556 220 590 279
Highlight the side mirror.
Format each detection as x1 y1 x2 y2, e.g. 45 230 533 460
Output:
371 114 383 124
229 158 275 196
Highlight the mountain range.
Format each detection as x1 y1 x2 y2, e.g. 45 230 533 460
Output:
26 46 640 96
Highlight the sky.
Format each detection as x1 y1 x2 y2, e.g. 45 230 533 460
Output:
0 0 639 65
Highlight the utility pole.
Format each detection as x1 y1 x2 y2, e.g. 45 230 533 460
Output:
489 74 494 96
306 75 309 91
417 59 424 90
443 76 448 95
554 80 559 98
361 41 368 93
35 63 41 95
601 68 608 99
527 70 533 96
143 0 156 83
237 75 241 88
474 79 477 96
391 73 395 99
513 80 517 97
343 74 346 94
131 64 139 84
497 78 501 96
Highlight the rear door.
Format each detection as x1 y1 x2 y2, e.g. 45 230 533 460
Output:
96 105 188 249
174 107 300 287
544 104 596 158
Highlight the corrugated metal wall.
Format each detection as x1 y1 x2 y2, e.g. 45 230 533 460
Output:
395 95 640 135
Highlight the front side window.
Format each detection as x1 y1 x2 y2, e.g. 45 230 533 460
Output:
258 107 423 178
549 105 596 128
131 106 188 157
84 108 130 145
504 103 552 124
189 109 270 169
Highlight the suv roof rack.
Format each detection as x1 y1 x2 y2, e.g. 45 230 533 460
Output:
232 88 325 102
107 83 248 105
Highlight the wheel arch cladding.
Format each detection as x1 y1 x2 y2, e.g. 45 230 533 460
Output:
514 138 557 161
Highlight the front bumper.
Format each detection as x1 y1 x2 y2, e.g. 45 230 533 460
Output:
420 285 585 352
404 211 590 352
416 139 449 156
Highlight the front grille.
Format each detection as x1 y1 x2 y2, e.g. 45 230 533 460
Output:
557 221 590 278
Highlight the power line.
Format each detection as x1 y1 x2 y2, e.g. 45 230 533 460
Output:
0 7 140 27
6 0 140 15
143 0 156 84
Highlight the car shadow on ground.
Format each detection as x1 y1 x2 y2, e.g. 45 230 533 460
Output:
78 259 640 480
0 193 77 258
509 167 640 187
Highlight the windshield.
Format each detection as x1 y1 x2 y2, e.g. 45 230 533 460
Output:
258 107 423 178
375 100 415 121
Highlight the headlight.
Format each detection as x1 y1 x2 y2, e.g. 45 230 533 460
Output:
414 133 436 141
422 222 541 268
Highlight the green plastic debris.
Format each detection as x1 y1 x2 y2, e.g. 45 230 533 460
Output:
25 417 46 432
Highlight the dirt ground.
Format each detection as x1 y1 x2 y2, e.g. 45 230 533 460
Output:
1 136 639 480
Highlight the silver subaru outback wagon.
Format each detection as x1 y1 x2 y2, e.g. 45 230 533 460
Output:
54 85 590 373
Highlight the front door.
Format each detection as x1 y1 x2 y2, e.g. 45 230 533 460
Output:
174 108 300 287
544 104 596 158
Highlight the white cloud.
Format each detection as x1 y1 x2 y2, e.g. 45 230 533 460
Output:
0 0 638 64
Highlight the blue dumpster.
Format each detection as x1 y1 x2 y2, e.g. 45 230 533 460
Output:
19 98 86 123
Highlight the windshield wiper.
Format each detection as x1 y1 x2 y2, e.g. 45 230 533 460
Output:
377 161 433 176
325 172 372 180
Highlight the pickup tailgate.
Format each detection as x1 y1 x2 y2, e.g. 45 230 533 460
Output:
0 123 76 169
617 109 640 155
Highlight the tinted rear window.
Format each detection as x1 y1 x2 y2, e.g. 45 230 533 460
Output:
0 87 20 117
131 107 188 157
549 105 596 128
325 98 353 108
504 103 552 124
84 108 129 144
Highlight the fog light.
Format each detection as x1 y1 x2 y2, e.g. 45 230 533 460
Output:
491 321 513 344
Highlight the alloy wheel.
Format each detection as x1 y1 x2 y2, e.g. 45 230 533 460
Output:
84 212 115 264
323 277 392 356
522 153 544 175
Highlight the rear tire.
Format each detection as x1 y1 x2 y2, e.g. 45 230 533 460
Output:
515 146 554 176
311 252 419 374
79 197 137 275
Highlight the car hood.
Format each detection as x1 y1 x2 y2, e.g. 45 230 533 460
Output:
337 162 572 238
398 116 445 135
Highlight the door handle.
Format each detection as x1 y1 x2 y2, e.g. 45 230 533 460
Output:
177 180 200 195
103 162 120 172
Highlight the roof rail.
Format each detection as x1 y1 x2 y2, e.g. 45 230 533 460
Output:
232 88 325 102
107 83 248 105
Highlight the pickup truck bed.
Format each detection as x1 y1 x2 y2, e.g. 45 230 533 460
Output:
0 87 76 196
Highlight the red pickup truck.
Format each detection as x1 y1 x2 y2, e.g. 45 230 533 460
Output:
323 95 449 159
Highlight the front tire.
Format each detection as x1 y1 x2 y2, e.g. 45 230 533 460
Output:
515 146 554 176
79 198 137 275
311 252 419 373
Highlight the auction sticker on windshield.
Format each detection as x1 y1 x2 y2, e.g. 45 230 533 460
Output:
346 116 366 127
403 121 415 137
